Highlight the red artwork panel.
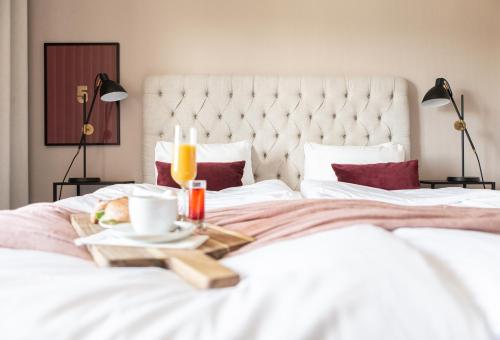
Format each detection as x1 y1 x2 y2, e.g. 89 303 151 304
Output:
45 43 120 145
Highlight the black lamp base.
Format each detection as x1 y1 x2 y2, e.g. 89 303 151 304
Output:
446 176 480 182
68 177 101 183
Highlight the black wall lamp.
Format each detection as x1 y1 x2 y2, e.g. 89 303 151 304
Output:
421 78 484 183
58 73 128 199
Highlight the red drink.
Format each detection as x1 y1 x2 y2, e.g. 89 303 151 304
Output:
188 180 206 223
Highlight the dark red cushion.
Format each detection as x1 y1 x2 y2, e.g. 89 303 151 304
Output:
156 160 245 191
331 160 420 190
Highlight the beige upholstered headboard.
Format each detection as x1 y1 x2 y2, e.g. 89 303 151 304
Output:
143 75 410 189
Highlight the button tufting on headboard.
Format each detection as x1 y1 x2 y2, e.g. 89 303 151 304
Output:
143 75 410 189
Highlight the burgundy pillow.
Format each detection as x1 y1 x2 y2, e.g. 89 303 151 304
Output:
156 160 245 191
331 160 420 190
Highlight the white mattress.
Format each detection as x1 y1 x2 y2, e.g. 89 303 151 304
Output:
1 180 500 340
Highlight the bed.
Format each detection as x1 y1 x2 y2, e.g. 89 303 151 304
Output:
1 75 500 340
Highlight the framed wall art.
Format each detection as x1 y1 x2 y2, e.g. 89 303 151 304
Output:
44 42 121 145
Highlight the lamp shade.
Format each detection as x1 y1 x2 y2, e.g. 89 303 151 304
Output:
421 78 451 108
98 73 128 102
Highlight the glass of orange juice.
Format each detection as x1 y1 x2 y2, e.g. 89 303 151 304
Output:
171 125 197 219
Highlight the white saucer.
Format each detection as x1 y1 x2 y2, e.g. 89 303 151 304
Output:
98 220 196 243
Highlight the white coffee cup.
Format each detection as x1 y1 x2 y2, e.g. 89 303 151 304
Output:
128 196 178 235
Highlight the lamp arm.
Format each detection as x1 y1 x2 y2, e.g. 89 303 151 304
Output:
462 128 477 151
84 73 103 125
76 74 101 150
448 91 464 120
448 92 476 151
446 84 485 186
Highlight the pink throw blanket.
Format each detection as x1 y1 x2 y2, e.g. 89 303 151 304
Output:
207 199 500 253
0 203 91 260
1 199 500 260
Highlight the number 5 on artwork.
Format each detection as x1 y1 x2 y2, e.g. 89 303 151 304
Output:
76 85 88 103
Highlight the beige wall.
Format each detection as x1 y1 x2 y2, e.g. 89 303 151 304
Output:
29 0 500 202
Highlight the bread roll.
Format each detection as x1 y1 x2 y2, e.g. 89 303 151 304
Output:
102 197 129 223
90 197 129 224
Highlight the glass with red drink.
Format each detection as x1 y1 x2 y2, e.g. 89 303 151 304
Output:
188 180 206 227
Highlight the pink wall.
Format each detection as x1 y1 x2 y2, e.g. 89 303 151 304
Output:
29 0 500 202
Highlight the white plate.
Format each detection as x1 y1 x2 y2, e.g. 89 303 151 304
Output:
99 220 133 229
99 220 196 243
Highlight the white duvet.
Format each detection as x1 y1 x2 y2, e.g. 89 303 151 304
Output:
1 180 500 340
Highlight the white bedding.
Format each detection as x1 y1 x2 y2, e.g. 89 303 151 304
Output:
55 180 301 213
301 179 500 208
301 180 500 337
1 180 500 340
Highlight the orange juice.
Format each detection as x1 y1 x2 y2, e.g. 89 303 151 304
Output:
171 144 197 188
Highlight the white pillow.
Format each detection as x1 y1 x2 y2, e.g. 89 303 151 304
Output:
303 142 405 181
155 140 254 185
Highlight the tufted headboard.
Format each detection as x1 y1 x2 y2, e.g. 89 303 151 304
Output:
143 75 410 189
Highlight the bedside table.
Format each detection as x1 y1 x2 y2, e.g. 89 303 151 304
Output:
53 180 135 201
420 180 495 190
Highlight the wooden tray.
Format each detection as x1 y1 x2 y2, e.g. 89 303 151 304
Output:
70 214 254 289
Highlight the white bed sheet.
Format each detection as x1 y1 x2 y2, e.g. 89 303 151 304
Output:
0 180 499 339
0 227 491 340
301 179 500 208
301 180 500 336
55 179 301 213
